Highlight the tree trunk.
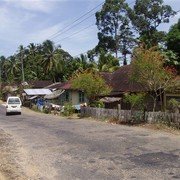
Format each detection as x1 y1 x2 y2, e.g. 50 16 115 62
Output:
115 23 118 59
152 96 157 112
159 91 163 111
123 54 127 65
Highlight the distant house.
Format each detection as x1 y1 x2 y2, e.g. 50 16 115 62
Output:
100 65 145 109
164 76 180 110
23 88 52 98
1 82 20 100
100 65 180 111
28 80 53 89
44 82 88 107
22 88 53 106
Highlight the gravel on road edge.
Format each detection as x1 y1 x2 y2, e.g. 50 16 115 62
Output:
0 129 27 180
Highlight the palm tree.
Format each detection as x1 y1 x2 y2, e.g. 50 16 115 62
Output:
41 40 65 82
98 51 119 72
27 43 40 79
6 56 21 82
0 56 6 82
41 40 58 73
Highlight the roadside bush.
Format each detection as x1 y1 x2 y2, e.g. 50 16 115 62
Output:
90 100 105 108
31 104 38 111
168 98 180 113
43 107 50 114
62 102 75 116
124 93 146 110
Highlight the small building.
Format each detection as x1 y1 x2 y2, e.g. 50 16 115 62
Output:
28 80 53 89
100 65 146 110
100 65 179 111
45 82 88 107
23 88 53 107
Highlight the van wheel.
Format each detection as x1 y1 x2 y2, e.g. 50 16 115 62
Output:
19 112 21 115
6 112 9 116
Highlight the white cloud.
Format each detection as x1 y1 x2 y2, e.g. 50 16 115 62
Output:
67 25 97 43
59 25 98 56
1 0 179 57
3 0 59 13
0 5 35 41
28 22 66 43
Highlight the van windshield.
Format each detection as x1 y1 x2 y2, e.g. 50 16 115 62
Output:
8 98 21 104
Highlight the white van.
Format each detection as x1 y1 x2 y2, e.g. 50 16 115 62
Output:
6 96 22 115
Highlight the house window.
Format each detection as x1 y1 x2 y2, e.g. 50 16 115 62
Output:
65 91 70 102
79 91 85 103
59 91 70 105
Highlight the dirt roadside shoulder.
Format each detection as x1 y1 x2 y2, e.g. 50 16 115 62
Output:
0 173 6 180
0 129 27 180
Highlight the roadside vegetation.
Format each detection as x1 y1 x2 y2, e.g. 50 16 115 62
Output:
0 0 179 85
0 0 179 129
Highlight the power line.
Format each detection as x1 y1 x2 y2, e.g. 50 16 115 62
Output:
73 9 180 58
74 51 89 58
55 24 95 44
52 1 179 58
51 13 95 40
49 1 137 42
48 1 104 40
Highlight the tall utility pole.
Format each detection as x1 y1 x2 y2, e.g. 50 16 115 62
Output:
20 48 25 82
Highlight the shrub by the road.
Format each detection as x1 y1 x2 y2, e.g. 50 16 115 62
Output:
62 103 75 116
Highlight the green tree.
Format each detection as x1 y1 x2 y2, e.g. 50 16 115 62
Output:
162 50 179 71
72 54 89 72
98 51 119 72
41 40 62 82
166 19 180 72
124 93 145 110
6 56 21 82
0 56 6 82
131 46 176 111
41 40 74 82
53 48 73 82
96 0 134 65
27 43 39 79
129 0 176 47
42 40 59 73
71 70 111 100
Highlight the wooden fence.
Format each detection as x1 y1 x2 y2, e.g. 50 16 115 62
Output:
81 107 180 128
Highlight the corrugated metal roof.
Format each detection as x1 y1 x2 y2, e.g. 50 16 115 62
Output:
24 89 52 96
44 90 65 99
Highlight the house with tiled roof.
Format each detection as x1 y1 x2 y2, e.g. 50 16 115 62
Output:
101 65 180 111
101 65 144 95
100 65 147 109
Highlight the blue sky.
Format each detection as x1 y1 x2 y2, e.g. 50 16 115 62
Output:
0 0 180 58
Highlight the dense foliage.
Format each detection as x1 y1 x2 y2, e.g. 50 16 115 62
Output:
124 93 146 110
131 46 176 111
0 0 179 85
71 70 112 100
166 19 180 72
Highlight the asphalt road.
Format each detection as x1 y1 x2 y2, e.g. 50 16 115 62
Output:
0 105 180 180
